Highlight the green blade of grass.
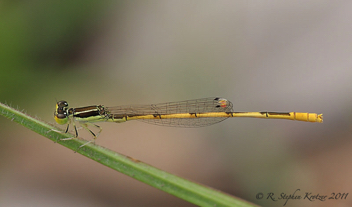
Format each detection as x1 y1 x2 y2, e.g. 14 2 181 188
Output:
0 102 258 207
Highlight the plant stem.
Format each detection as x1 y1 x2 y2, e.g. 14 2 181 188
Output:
0 102 258 207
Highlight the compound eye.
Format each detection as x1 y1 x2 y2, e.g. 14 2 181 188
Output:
54 111 68 125
56 113 67 119
57 100 68 108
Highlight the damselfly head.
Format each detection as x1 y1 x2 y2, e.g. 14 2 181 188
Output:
54 100 69 125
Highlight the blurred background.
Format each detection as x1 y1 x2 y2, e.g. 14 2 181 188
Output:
0 1 351 206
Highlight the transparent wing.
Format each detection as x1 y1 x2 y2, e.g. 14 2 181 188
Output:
106 97 233 127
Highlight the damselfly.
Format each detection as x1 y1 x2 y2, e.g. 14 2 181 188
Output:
54 97 323 141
